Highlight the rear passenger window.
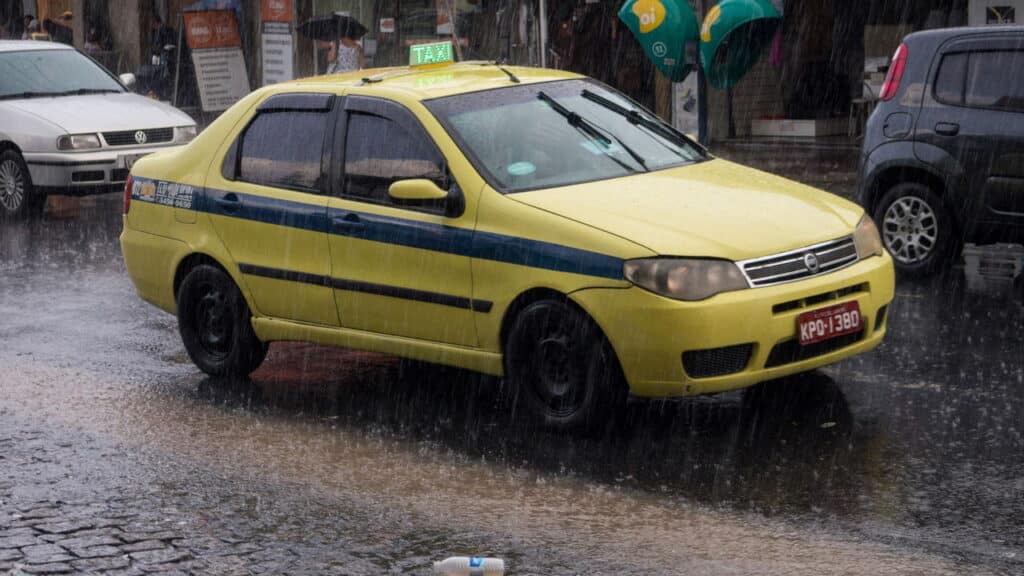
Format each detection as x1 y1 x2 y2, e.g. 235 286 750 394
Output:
965 50 1024 111
238 111 327 191
934 53 966 105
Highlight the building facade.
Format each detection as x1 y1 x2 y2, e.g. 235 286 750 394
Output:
4 0 1014 141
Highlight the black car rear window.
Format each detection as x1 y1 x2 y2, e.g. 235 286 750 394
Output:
934 49 1024 112
965 50 1024 111
934 53 967 105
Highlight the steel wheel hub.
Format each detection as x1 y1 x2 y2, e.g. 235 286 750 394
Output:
196 286 231 357
530 329 586 417
0 159 25 212
882 196 938 265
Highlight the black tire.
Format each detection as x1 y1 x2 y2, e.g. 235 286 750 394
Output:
177 265 268 378
503 299 628 432
0 150 46 219
873 182 956 277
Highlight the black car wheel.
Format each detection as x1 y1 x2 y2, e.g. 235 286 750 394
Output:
0 150 45 219
874 182 955 276
177 265 268 377
503 299 627 432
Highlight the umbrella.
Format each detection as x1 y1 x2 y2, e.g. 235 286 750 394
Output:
297 13 367 41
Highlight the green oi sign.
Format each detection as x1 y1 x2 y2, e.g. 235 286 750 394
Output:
618 0 700 82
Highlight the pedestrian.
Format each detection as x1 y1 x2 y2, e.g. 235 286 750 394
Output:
27 19 51 42
136 13 179 99
19 14 33 39
49 12 73 45
84 28 104 53
323 37 363 74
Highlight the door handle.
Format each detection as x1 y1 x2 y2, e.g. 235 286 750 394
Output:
935 122 960 136
214 193 241 213
331 212 364 232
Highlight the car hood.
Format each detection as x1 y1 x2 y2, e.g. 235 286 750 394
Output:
1 93 194 133
511 159 865 261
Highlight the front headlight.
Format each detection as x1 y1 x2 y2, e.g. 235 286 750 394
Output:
56 133 101 150
623 258 749 301
175 125 198 143
853 213 883 258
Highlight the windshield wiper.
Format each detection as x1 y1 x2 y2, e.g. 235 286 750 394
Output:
0 91 64 100
55 88 122 96
0 88 121 101
537 91 647 172
580 89 706 159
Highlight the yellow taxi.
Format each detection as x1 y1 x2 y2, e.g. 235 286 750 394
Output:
120 42 894 430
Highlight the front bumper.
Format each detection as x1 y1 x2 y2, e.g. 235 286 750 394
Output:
573 252 895 397
23 145 180 196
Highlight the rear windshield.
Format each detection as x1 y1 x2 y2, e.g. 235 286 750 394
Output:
424 79 705 193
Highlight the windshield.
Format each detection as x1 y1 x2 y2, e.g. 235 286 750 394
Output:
0 49 124 99
425 79 705 193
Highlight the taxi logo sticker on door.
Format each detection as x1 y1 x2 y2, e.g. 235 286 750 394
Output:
701 4 722 42
131 177 194 209
632 0 666 34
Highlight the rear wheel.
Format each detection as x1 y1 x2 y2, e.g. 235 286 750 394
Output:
0 150 45 219
503 299 627 432
177 265 268 377
874 182 955 277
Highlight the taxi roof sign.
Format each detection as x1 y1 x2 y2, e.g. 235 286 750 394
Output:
410 41 454 67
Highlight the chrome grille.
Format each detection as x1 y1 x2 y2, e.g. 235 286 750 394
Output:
102 128 174 147
739 236 859 287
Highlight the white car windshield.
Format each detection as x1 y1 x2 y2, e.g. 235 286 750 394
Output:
425 79 706 193
0 49 124 100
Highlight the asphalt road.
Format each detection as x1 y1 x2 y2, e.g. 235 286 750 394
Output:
0 195 1021 575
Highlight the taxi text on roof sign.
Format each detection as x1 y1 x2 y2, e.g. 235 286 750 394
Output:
409 41 454 67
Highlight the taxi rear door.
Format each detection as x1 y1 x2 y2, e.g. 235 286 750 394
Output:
205 93 339 327
325 95 479 346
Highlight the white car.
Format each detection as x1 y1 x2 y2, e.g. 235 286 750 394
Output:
0 41 197 217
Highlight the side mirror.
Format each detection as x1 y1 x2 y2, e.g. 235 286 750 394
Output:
119 73 136 89
388 179 464 218
388 179 448 201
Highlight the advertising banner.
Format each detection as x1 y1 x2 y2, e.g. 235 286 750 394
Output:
184 10 250 111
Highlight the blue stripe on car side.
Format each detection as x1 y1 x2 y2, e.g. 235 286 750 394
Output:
139 180 624 280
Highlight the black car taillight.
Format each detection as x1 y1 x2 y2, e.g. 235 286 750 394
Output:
123 174 133 215
879 43 908 101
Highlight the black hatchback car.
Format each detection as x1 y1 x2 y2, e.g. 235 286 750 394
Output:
857 26 1024 276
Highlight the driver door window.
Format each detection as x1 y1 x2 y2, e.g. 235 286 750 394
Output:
340 103 447 211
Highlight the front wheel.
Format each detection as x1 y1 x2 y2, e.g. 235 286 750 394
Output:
177 265 268 377
874 182 956 277
0 150 45 219
503 299 627 432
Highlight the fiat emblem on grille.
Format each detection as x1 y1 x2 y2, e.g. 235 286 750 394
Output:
803 252 820 273
134 130 147 144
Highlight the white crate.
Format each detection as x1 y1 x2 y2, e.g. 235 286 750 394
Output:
750 118 848 138
963 243 1024 278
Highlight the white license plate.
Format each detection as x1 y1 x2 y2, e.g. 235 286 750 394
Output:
119 154 147 170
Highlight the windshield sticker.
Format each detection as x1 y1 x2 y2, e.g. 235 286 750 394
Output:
507 161 536 176
579 140 623 156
